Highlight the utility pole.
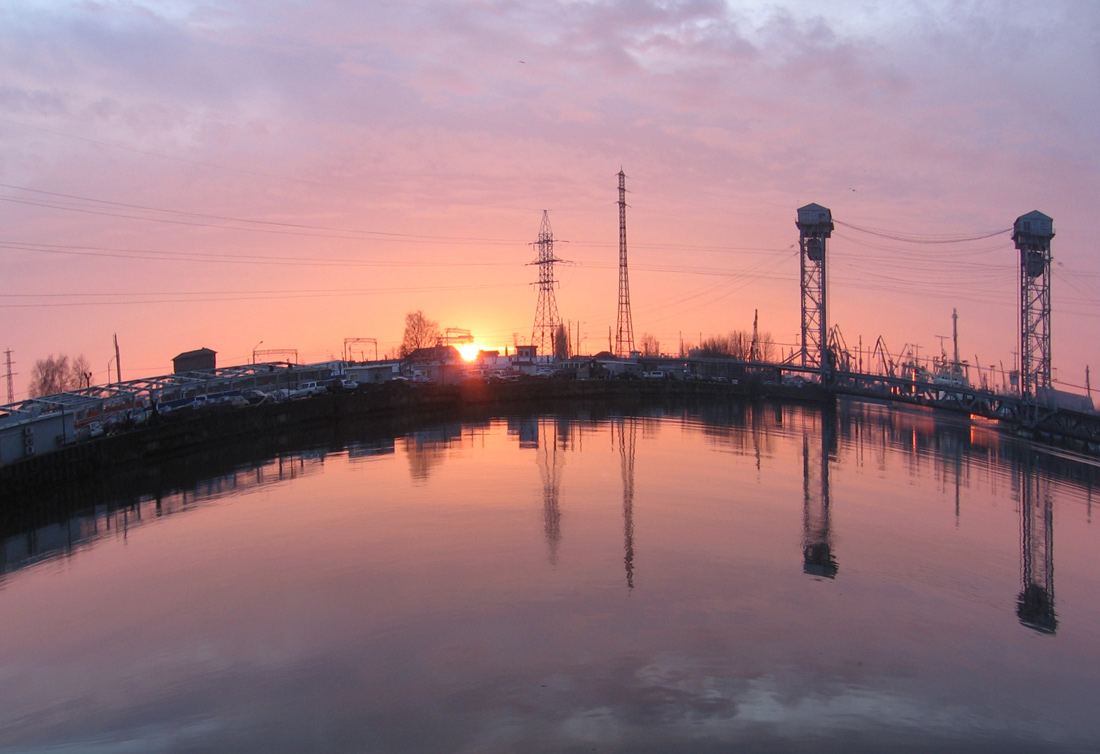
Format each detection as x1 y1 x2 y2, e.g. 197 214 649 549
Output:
615 169 635 358
750 310 760 362
952 308 960 375
4 349 14 404
113 333 121 386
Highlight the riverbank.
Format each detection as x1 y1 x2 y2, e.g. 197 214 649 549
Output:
0 377 829 501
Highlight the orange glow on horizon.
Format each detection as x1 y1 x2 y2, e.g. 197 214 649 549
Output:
457 343 483 361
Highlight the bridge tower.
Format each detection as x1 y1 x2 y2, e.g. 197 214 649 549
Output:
1013 211 1054 398
796 204 833 374
802 408 838 578
1017 452 1056 633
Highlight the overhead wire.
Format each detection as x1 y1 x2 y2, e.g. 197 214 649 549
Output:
7 172 1095 351
826 217 1021 311
2 184 791 256
636 249 800 327
0 240 517 268
0 282 525 308
834 218 1012 244
0 183 528 243
0 195 528 246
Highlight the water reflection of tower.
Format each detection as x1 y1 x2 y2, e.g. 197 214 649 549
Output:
536 418 565 564
616 417 638 590
405 425 462 481
802 409 838 578
1017 453 1056 633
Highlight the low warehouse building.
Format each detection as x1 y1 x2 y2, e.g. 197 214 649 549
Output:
173 348 216 374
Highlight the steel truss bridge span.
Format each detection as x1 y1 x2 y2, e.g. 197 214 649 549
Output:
721 358 1100 447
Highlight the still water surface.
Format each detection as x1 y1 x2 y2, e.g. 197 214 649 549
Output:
1 400 1098 753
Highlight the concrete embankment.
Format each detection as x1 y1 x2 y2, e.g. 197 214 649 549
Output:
0 377 830 500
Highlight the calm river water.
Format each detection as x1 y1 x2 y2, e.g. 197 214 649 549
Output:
1 399 1098 753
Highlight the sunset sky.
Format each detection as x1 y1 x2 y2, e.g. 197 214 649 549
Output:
2 0 1098 398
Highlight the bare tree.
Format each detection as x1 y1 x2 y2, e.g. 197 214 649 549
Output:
553 322 569 361
697 331 752 360
639 332 660 357
757 331 776 362
400 311 440 357
28 353 91 397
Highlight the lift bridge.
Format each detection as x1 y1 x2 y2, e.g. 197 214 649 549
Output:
2 206 1096 466
785 204 1099 448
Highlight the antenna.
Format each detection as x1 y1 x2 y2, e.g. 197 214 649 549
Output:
952 307 960 373
935 335 949 364
615 169 635 358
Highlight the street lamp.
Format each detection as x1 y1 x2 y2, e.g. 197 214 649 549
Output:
252 340 263 365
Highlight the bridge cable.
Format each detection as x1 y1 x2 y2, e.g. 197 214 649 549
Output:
834 219 1011 244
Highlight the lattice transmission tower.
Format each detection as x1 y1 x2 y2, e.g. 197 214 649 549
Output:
537 417 565 565
796 203 833 373
615 169 635 358
1013 211 1054 398
530 210 563 359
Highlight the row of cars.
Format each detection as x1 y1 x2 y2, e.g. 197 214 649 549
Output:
161 378 360 414
642 370 737 382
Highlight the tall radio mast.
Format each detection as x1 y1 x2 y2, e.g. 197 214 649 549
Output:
615 169 635 358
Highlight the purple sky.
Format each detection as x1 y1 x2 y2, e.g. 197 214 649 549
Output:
1 0 1098 396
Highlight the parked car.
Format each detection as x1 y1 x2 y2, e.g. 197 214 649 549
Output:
643 370 666 379
289 381 325 399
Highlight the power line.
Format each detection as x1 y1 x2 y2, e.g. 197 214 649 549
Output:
0 195 527 246
832 230 1013 258
0 183 525 243
833 219 1012 244
0 282 525 308
0 240 515 268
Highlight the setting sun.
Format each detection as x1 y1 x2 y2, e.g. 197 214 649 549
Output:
457 343 482 361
